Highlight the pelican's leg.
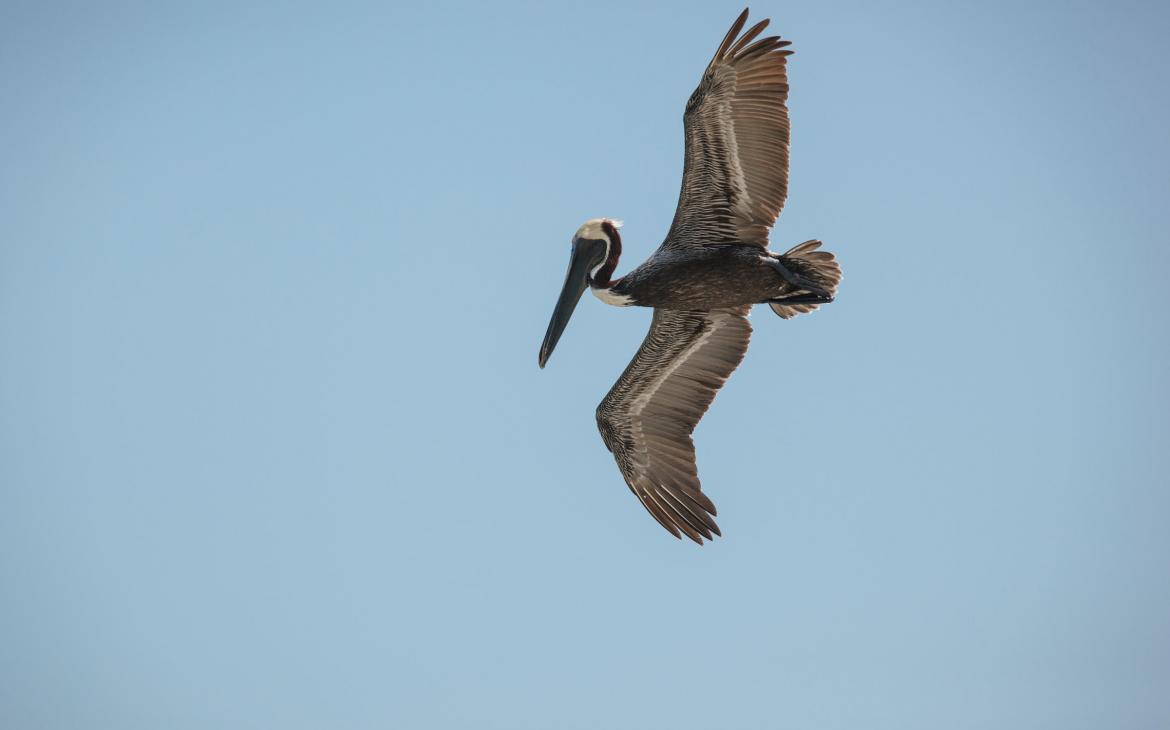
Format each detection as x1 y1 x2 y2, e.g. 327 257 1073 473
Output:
767 291 834 305
765 257 833 299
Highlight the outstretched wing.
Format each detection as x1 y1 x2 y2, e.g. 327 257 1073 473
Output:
663 9 794 250
596 307 752 544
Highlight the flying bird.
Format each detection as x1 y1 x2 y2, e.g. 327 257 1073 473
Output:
538 8 841 544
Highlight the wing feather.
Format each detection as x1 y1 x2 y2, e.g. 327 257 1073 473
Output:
596 308 752 543
663 10 795 250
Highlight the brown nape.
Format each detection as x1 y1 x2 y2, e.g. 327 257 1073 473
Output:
594 221 623 287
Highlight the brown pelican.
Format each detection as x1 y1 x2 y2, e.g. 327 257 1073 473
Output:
538 8 841 544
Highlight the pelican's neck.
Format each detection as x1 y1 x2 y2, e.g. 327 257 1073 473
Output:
589 221 623 288
591 281 633 307
585 219 632 306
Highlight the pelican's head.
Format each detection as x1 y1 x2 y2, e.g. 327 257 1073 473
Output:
569 218 623 279
573 217 621 245
538 218 623 369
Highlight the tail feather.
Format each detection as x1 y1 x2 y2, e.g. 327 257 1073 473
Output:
768 240 842 319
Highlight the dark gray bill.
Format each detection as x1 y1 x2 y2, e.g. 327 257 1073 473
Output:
538 238 607 368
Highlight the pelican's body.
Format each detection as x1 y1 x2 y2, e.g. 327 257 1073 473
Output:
596 244 808 309
539 9 841 544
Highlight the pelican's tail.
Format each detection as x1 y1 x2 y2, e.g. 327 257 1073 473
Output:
768 240 841 319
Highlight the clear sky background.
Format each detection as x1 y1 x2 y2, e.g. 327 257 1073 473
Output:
2 1 1168 728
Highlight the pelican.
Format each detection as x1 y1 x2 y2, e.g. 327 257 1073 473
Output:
538 8 841 544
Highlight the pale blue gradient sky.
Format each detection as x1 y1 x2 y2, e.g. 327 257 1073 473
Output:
2 1 1168 728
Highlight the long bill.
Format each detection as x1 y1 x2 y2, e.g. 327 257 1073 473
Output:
538 239 605 369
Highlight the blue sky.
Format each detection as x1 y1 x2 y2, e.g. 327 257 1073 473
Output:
2 1 1168 728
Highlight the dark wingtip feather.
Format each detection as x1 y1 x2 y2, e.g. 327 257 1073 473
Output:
738 36 788 59
711 8 751 66
689 488 717 516
727 18 771 58
637 489 683 539
659 489 715 542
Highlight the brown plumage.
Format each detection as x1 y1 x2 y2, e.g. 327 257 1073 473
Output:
538 9 841 544
665 7 795 250
596 308 751 542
